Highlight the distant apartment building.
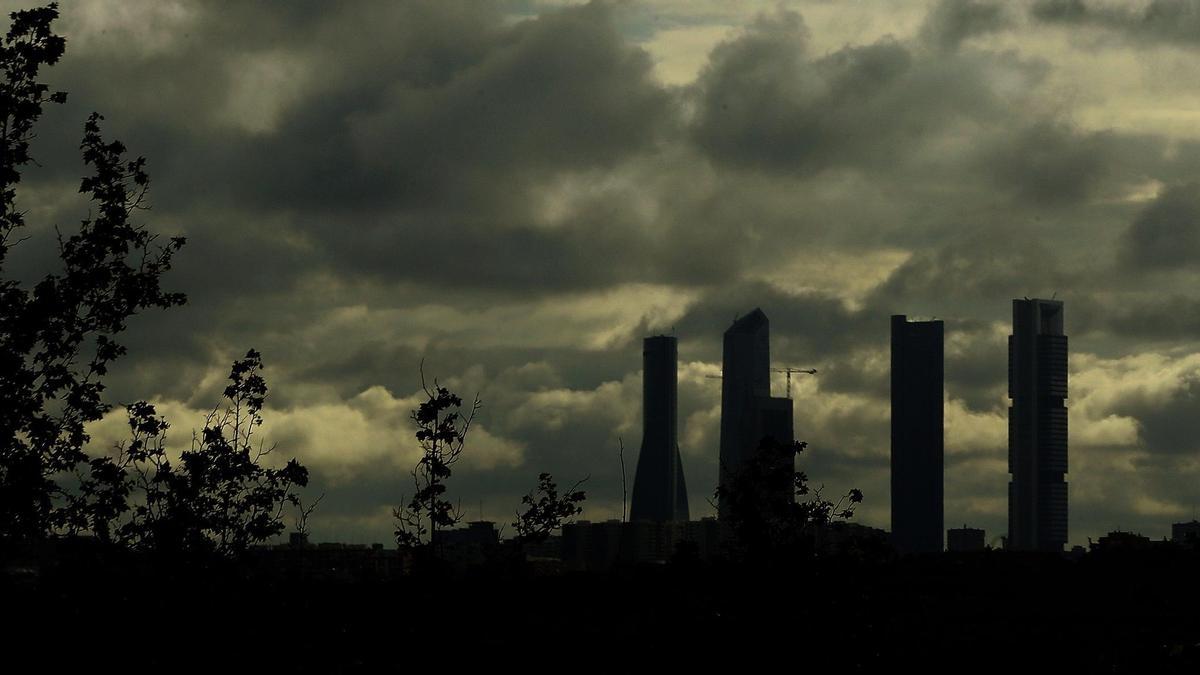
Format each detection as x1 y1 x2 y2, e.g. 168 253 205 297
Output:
254 541 406 580
432 520 498 567
1091 530 1153 552
1171 520 1200 545
890 315 944 554
819 522 892 553
1008 299 1068 552
561 518 721 571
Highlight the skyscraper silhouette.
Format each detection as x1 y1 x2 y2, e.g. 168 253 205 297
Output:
717 309 794 521
630 335 689 522
890 315 944 554
1008 298 1068 552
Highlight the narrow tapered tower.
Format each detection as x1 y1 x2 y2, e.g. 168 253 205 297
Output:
630 335 689 522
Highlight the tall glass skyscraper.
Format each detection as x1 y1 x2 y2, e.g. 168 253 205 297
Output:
890 315 944 554
717 308 794 521
1008 298 1068 552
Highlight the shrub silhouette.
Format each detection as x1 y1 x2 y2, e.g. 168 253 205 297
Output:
512 472 586 547
66 349 309 557
715 436 863 564
393 367 481 552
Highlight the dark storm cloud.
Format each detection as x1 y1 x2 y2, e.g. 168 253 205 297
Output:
862 230 1200 356
814 356 888 400
1100 296 1200 342
866 232 1082 313
919 0 1013 51
1120 183 1200 270
672 281 876 362
1032 0 1200 47
685 8 1055 181
1121 373 1200 456
21 1 679 299
943 319 1009 412
1030 0 1089 22
681 2 1185 257
689 13 933 174
982 121 1116 207
207 1 675 215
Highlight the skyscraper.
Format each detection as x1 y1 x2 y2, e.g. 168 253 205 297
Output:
890 315 944 554
717 308 794 520
1008 298 1068 552
630 335 689 522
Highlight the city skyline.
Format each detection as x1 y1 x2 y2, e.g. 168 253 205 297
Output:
10 3 1200 669
10 0 1200 547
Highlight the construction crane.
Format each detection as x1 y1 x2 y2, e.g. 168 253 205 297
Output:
771 367 817 399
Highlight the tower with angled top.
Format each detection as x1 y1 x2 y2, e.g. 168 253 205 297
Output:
717 308 794 522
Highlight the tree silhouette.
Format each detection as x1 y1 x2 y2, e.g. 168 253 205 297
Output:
64 350 309 557
393 368 480 551
512 472 587 547
293 491 325 542
0 4 186 542
715 436 863 564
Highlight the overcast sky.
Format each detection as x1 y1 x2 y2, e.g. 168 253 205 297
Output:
13 0 1200 546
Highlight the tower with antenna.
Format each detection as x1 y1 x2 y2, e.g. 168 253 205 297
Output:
1008 298 1068 552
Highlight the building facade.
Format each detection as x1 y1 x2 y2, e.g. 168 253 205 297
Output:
890 315 945 554
630 335 689 522
1008 299 1068 552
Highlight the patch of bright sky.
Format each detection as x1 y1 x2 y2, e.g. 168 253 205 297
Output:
964 16 1200 140
502 1 934 85
633 1 933 85
754 248 912 310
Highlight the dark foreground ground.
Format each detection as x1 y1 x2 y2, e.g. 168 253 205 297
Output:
4 546 1200 671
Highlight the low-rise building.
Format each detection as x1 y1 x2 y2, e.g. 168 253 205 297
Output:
561 517 722 571
1091 530 1153 552
1171 520 1200 546
947 526 986 553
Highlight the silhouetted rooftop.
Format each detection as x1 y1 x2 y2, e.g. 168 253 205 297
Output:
726 307 768 334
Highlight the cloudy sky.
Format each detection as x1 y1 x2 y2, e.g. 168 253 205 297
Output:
13 0 1200 546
